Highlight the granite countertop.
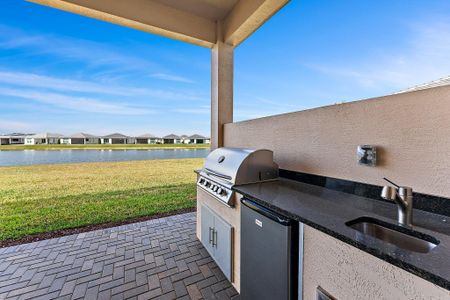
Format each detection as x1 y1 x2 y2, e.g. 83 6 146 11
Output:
233 178 450 291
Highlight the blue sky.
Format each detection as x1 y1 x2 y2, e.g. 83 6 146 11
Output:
1 0 449 136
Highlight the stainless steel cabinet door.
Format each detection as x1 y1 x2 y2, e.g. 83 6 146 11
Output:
241 202 293 300
200 205 215 256
200 204 233 281
213 215 233 281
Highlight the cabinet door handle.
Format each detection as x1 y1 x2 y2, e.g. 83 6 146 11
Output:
212 229 218 248
209 227 213 244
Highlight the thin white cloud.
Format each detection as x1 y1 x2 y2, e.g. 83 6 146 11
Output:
0 120 33 132
305 19 450 92
232 95 308 121
0 87 156 115
234 109 275 121
0 71 125 95
253 96 305 109
234 108 296 121
0 70 204 101
174 107 209 114
150 73 194 84
0 25 199 96
0 25 156 72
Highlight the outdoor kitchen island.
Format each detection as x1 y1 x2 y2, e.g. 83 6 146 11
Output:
232 177 450 299
195 148 279 294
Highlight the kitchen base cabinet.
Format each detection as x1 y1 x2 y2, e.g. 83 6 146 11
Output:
302 225 450 300
200 204 233 281
197 188 241 292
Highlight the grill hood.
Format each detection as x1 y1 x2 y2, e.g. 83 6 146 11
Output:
200 148 278 186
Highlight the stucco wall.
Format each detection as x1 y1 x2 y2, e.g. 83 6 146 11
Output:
223 85 450 199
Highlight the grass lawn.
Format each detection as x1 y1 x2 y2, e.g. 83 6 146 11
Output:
0 158 203 242
0 143 209 151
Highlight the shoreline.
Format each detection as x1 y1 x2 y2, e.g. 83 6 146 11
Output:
0 152 208 167
0 156 206 168
0 144 210 151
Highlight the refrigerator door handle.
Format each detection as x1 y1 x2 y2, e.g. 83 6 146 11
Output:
241 198 292 226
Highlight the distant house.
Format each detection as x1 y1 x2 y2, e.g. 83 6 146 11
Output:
9 133 30 145
180 135 189 144
25 133 63 145
101 133 134 144
162 134 182 144
0 133 31 145
60 133 99 145
0 135 10 145
188 134 210 144
135 134 160 144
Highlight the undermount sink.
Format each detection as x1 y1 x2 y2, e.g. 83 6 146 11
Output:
346 217 440 254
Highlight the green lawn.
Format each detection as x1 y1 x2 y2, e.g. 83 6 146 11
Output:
0 143 209 151
0 158 203 241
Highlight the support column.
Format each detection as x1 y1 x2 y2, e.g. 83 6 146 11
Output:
211 24 233 149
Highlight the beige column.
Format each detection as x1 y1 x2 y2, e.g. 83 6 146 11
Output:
211 23 234 149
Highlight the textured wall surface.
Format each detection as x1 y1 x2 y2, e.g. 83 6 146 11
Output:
224 86 450 199
302 225 450 299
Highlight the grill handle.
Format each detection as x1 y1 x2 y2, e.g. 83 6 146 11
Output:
204 168 232 180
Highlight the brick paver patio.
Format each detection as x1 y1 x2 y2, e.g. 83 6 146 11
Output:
0 213 239 300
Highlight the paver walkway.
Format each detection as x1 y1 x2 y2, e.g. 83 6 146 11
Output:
0 213 239 300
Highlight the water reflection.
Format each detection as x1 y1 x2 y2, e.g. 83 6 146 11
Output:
0 149 210 166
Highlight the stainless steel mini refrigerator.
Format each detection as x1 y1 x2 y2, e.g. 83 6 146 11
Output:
240 198 299 300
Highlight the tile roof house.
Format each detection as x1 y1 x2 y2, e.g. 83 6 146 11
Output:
0 135 10 145
25 133 63 145
162 134 182 144
0 133 31 145
136 133 161 144
188 134 210 144
9 133 31 144
180 134 189 144
60 133 100 144
101 133 135 144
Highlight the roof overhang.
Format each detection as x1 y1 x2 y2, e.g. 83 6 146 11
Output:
27 0 290 48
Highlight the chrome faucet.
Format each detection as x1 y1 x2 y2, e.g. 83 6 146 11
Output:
381 178 413 227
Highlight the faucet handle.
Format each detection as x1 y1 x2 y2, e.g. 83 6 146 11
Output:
383 177 400 188
381 186 397 201
398 186 413 198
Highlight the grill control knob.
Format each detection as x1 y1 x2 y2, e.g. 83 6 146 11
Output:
217 188 222 194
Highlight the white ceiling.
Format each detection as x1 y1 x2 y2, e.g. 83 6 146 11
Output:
151 0 240 20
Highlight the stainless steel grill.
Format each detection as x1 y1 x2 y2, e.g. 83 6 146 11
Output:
197 147 278 206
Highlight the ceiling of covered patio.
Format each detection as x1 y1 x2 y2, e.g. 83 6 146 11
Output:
28 0 289 48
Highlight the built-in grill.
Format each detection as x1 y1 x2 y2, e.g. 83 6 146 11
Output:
197 147 279 206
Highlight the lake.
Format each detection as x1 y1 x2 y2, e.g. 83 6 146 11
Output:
0 149 209 166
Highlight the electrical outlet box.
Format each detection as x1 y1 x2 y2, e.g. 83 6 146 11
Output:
357 145 377 166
